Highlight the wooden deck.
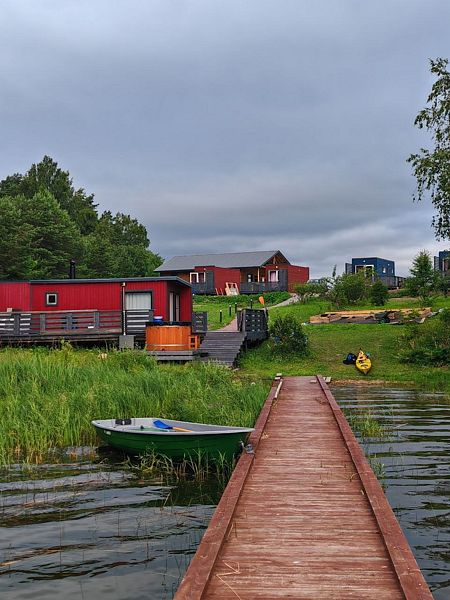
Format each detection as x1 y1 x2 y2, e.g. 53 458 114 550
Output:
175 376 433 600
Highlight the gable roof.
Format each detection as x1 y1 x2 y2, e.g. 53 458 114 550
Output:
156 250 288 272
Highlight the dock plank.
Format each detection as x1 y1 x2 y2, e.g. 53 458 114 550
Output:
175 376 433 600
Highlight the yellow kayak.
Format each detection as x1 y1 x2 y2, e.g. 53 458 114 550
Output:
355 350 371 375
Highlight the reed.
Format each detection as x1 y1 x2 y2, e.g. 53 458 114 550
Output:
0 347 268 465
126 449 234 482
368 455 386 481
343 408 387 439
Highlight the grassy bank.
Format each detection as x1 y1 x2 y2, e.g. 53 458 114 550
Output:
0 347 268 465
4 294 450 464
240 301 450 393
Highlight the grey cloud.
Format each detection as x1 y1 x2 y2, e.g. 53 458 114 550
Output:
1 0 450 278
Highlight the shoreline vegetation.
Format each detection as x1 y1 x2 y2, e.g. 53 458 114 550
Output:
1 293 450 465
0 347 268 465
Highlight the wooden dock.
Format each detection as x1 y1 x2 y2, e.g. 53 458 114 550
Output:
174 376 433 600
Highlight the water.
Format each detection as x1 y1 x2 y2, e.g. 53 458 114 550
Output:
1 387 449 599
0 453 223 600
333 385 450 600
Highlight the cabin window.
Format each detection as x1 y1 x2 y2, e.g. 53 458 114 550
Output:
45 293 58 306
268 270 279 283
125 292 152 310
190 272 205 283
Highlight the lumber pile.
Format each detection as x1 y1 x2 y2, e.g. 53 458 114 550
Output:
309 307 432 325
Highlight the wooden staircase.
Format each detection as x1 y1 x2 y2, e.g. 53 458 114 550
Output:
199 331 246 367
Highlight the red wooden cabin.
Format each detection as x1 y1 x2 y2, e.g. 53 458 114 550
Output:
156 250 309 295
0 277 192 344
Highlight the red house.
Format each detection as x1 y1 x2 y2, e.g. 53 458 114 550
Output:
0 277 192 343
156 250 309 295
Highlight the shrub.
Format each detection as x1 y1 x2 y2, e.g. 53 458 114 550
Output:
269 314 308 356
294 282 328 303
370 280 389 305
261 291 291 305
405 250 439 304
328 272 368 307
388 287 411 298
399 309 450 365
436 273 450 297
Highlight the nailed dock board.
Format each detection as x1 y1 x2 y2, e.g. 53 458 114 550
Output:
174 376 432 600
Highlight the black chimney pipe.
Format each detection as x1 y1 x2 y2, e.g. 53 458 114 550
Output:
69 259 76 279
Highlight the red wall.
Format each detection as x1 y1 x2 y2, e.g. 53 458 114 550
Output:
210 267 241 294
193 266 241 294
0 282 31 311
285 265 309 291
0 279 192 321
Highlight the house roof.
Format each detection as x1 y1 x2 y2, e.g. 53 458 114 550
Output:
0 277 191 287
156 250 288 272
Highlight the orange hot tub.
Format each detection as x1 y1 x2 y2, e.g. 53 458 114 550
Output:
145 323 199 351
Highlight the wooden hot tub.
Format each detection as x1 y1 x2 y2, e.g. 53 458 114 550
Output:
145 322 199 352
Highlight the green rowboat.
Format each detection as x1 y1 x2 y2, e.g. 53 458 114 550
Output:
91 418 254 460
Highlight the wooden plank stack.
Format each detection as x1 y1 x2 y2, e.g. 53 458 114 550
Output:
309 307 432 325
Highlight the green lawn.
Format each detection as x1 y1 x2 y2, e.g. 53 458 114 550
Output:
193 300 238 329
192 292 450 331
193 292 290 330
240 297 450 393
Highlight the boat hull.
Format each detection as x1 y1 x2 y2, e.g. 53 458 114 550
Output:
92 418 253 461
355 351 372 375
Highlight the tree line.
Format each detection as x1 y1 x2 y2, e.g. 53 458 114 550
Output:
0 156 162 280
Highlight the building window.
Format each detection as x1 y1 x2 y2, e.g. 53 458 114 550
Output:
46 293 58 306
356 265 374 277
125 292 152 310
190 272 205 283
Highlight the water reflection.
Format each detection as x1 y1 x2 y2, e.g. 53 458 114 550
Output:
333 385 450 600
1 388 449 599
0 458 222 599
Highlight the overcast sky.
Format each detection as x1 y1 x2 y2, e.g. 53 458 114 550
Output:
1 1 450 277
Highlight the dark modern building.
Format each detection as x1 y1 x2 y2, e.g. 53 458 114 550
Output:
345 257 403 288
434 250 450 274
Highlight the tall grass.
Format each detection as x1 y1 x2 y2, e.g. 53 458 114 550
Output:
126 449 235 484
0 347 268 465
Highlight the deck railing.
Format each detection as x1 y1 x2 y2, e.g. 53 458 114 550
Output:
192 311 208 335
237 308 269 341
0 309 153 340
239 282 285 294
191 282 216 295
